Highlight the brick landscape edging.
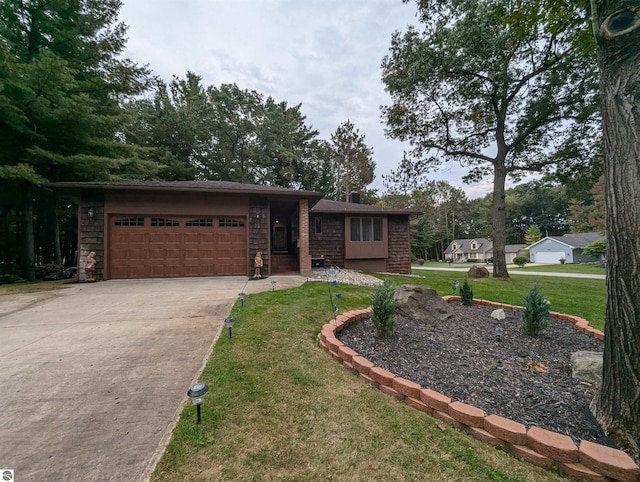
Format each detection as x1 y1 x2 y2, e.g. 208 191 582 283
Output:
317 299 640 482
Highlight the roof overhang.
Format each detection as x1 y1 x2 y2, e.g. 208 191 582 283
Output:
47 181 325 208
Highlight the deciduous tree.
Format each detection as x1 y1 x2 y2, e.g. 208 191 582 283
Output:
589 0 640 461
382 0 599 277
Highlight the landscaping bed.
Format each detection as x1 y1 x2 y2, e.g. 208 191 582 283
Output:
337 303 611 447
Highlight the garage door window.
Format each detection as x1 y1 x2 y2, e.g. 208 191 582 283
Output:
219 218 245 227
114 217 144 226
151 218 179 227
186 218 213 227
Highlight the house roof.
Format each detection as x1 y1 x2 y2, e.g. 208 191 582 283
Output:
529 232 604 250
48 180 324 202
311 199 421 216
505 244 526 253
444 238 492 254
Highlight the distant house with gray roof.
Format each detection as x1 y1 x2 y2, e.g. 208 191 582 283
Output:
528 232 604 264
444 238 526 264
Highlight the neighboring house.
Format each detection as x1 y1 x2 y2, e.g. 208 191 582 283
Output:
49 181 419 281
444 239 526 264
504 244 527 264
444 238 492 262
528 232 605 264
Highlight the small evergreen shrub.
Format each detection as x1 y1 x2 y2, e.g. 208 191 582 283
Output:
460 278 473 306
370 282 397 337
522 284 550 335
417 258 425 265
466 258 478 263
513 256 528 268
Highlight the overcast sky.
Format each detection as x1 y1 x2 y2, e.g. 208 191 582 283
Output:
117 0 498 198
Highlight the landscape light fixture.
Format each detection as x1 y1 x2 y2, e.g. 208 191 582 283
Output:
495 326 504 342
271 280 276 291
187 383 209 424
224 316 234 338
87 207 96 221
238 292 245 307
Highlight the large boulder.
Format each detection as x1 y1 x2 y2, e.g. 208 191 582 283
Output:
394 285 454 322
468 265 490 278
570 351 603 386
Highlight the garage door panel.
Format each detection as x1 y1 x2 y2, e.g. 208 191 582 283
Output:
533 251 565 263
110 216 246 278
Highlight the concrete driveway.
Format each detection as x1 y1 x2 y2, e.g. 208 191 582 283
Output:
0 276 304 482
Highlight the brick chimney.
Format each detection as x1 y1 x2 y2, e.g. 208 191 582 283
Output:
349 191 361 203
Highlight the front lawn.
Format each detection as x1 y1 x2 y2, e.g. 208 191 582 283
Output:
517 263 605 275
151 276 600 481
407 270 605 330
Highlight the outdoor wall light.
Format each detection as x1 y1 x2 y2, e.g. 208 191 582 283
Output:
271 280 276 291
224 316 234 338
187 383 209 424
87 207 96 221
238 291 245 307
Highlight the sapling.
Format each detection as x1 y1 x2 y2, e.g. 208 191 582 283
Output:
370 281 397 337
522 284 550 335
460 278 473 306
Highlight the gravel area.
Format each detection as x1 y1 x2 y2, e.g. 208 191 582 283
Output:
337 302 613 447
307 268 384 286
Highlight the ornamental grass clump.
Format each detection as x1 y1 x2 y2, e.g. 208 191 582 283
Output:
522 284 550 335
460 278 474 306
370 281 397 337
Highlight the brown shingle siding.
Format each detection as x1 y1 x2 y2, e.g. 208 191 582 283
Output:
249 197 269 275
387 215 411 274
309 214 345 268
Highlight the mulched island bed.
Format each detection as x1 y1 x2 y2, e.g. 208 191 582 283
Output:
337 303 613 447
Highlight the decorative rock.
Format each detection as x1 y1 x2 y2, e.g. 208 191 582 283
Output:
491 309 506 320
570 351 603 387
468 265 490 278
394 285 454 322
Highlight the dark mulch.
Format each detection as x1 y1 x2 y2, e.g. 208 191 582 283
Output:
337 303 614 447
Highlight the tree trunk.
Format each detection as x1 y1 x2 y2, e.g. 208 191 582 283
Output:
590 0 640 462
491 165 509 278
20 183 35 281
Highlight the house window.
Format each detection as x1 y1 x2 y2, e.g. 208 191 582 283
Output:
219 218 245 227
114 217 144 226
452 242 458 250
350 217 383 242
185 218 213 227
314 216 322 234
471 242 477 250
151 218 179 227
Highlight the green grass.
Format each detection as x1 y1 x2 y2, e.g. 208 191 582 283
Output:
152 279 589 481
407 269 605 330
517 263 605 275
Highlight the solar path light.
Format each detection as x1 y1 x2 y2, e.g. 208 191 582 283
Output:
187 383 209 424
224 317 234 338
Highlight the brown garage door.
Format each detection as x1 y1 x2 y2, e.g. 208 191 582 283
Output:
109 216 247 279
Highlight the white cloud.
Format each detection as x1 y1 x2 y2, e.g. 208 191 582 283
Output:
118 0 499 198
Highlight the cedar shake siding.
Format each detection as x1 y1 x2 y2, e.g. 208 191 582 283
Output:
249 197 269 275
387 215 411 274
79 192 105 281
309 214 345 268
